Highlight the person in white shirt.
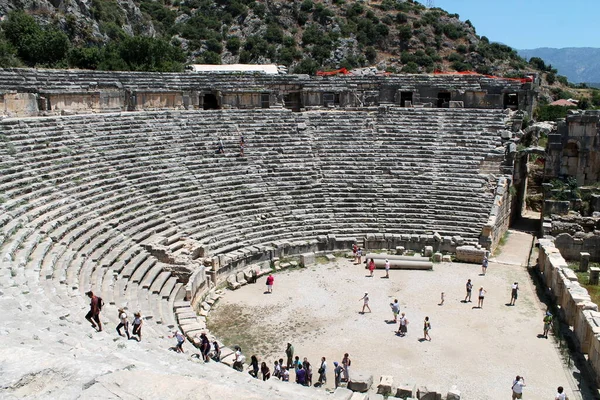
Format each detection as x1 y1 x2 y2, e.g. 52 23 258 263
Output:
359 292 371 314
510 282 519 306
116 308 130 339
555 385 568 400
384 259 390 278
511 375 525 399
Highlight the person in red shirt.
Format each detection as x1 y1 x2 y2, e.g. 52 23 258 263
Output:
266 274 274 293
368 258 375 277
85 291 102 332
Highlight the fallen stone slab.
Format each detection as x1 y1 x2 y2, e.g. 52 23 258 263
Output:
349 392 368 400
331 387 353 399
347 372 372 392
396 383 416 399
447 386 461 400
377 375 394 395
417 386 441 400
326 254 336 262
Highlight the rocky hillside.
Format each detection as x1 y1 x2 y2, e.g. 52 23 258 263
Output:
0 0 535 76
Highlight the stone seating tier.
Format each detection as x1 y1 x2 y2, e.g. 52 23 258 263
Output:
1 108 507 386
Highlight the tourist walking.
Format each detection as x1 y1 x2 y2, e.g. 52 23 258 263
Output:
439 292 445 306
543 312 553 338
233 346 244 371
285 343 294 369
216 138 225 154
333 362 344 388
390 299 400 322
481 254 489 275
368 258 375 277
199 332 210 362
555 386 569 400
352 243 358 261
85 291 103 332
318 357 327 385
211 341 221 362
132 312 142 341
511 375 525 399
116 308 130 339
170 331 185 353
248 355 259 378
477 287 487 308
384 258 390 278
341 353 351 382
397 312 409 336
303 357 313 386
423 316 432 341
261 361 271 381
510 282 519 306
266 274 274 293
359 292 371 313
464 279 473 302
356 248 363 264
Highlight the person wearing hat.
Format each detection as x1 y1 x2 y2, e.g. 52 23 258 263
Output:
116 308 130 339
333 361 345 388
359 292 371 314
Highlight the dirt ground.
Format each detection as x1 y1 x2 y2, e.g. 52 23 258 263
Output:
208 230 582 399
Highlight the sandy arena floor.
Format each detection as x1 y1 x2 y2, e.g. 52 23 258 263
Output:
208 231 581 399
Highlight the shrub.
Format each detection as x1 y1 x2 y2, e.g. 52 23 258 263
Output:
365 46 376 63
546 72 556 85
442 24 463 39
300 0 313 12
534 105 576 122
402 62 419 73
451 60 471 72
264 23 284 44
398 25 412 41
226 36 241 54
293 58 319 74
346 2 364 18
456 44 467 54
528 56 546 71
395 12 408 24
313 3 334 24
198 50 221 64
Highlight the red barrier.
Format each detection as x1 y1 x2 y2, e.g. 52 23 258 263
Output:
434 70 533 83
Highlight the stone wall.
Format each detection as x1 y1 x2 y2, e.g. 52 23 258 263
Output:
537 239 600 379
480 176 513 251
545 110 600 185
554 233 600 262
0 68 534 117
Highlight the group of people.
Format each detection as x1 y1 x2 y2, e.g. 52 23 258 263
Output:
231 342 350 389
511 376 569 400
215 135 245 156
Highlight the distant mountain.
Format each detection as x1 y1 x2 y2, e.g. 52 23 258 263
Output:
518 47 600 84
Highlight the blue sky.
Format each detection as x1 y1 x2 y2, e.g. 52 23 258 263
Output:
433 0 599 49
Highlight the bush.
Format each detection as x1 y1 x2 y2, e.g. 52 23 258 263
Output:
2 11 70 66
226 36 241 54
346 2 364 18
546 72 556 85
264 23 284 44
534 105 576 122
528 56 546 71
300 0 313 12
293 58 319 74
395 12 408 24
451 60 471 72
456 44 467 54
313 3 334 24
198 51 221 64
398 25 412 41
402 62 419 73
365 47 377 63
442 24 463 39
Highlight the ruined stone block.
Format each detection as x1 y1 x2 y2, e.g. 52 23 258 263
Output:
433 252 442 262
396 383 415 399
347 372 372 392
300 252 315 267
423 246 433 257
377 375 394 395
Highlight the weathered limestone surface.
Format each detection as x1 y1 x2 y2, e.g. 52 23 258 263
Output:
377 375 394 395
347 372 373 392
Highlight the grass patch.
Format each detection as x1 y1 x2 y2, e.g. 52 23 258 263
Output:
316 255 329 264
575 265 600 306
493 231 511 256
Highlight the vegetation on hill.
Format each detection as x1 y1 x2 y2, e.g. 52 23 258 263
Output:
0 0 532 76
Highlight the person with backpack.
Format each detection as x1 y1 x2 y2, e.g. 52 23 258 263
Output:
85 291 103 332
511 375 525 399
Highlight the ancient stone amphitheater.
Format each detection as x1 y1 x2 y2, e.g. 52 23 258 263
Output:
0 68 533 399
